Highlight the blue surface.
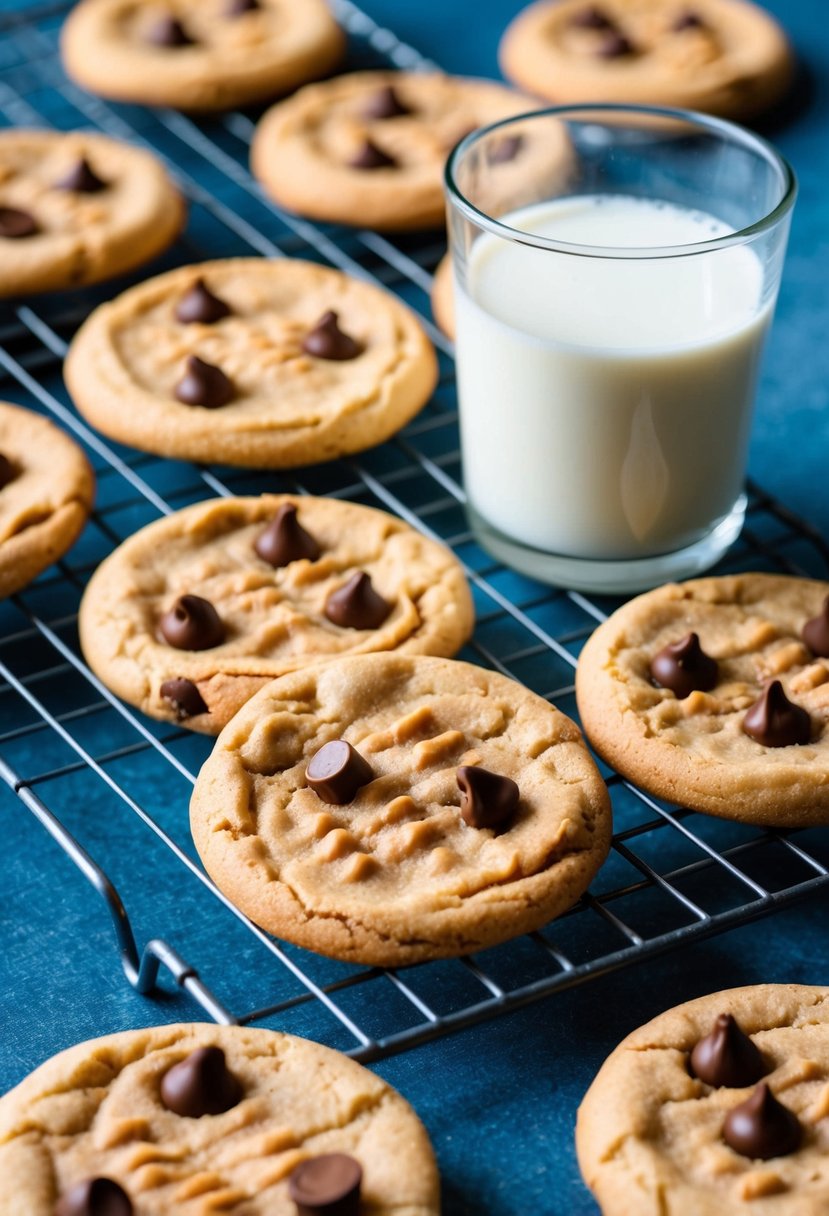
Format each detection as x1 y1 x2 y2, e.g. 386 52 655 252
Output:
1 2 829 1215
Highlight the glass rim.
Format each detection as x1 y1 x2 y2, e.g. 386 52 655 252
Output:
444 102 797 260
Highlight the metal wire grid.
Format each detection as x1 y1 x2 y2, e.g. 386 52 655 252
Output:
1 0 828 1064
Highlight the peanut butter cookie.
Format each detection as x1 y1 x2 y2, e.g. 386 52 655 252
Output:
430 253 455 341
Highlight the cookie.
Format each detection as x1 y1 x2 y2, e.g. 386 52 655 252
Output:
190 652 612 966
0 129 184 296
64 258 438 467
250 71 540 231
575 573 829 828
79 494 474 734
61 0 345 112
0 402 94 599
577 983 829 1215
499 0 794 121
0 1022 440 1215
430 253 455 341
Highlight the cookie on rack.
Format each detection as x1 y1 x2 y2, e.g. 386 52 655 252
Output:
250 71 544 231
499 0 794 121
64 257 438 467
575 573 829 828
190 652 612 966
0 1022 440 1215
79 494 474 734
430 253 455 341
0 401 94 599
577 983 829 1215
61 0 345 112
0 128 184 296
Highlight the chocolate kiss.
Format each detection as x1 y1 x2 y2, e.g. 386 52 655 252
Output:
723 1082 802 1160
742 680 811 747
0 206 39 238
457 765 520 831
302 311 363 361
363 84 411 119
348 138 397 170
673 10 705 30
254 503 321 567
0 453 17 490
175 279 232 325
160 677 208 719
650 632 718 698
325 572 391 630
289 1153 363 1216
690 1013 767 1088
145 14 195 46
306 740 374 805
569 5 615 28
175 355 235 408
802 595 829 657
597 31 636 56
225 0 260 13
55 1178 133 1216
159 595 225 651
160 1046 243 1117
55 156 107 193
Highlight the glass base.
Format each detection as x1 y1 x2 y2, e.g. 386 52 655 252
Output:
467 494 747 595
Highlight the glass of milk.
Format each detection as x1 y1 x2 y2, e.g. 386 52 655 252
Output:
445 105 796 594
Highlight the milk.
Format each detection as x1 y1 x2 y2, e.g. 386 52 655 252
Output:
453 195 771 561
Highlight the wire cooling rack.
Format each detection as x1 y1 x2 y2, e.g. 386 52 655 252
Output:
1 0 829 1064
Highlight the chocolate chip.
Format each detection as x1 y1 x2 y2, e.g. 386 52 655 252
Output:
742 680 811 747
306 740 374 805
723 1082 802 1160
325 572 391 630
145 14 195 46
487 135 524 165
302 311 363 361
55 1178 132 1216
690 1013 767 1088
348 138 397 170
0 453 17 490
175 279 232 325
673 10 705 30
802 595 829 657
175 355 235 408
596 31 636 56
159 595 225 651
254 503 321 567
289 1153 362 1216
457 766 519 831
569 5 615 28
55 157 107 193
0 206 39 238
160 1046 243 1118
160 677 208 719
650 632 718 698
363 84 411 119
225 0 260 13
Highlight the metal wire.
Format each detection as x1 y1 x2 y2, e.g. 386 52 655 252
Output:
1 1 828 1063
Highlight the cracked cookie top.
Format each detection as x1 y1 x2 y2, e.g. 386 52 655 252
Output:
0 1022 440 1216
190 653 611 966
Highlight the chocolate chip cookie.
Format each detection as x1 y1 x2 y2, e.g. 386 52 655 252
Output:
190 652 612 965
79 494 474 734
64 258 438 467
577 984 829 1215
0 129 184 296
61 0 345 112
0 1023 440 1215
575 573 829 827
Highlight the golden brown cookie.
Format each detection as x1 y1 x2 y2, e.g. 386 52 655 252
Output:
190 652 612 965
430 253 455 341
499 0 794 121
61 0 345 112
0 402 95 599
577 984 829 1215
575 573 829 827
250 70 539 231
79 494 474 734
0 1022 440 1216
0 129 184 296
64 258 438 468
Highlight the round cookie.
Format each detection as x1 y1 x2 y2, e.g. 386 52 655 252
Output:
250 71 540 231
61 0 345 112
499 0 794 122
64 257 438 468
0 402 94 599
190 652 612 966
577 983 829 1215
79 494 474 734
575 573 829 828
0 1022 440 1215
0 129 184 296
430 253 455 341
